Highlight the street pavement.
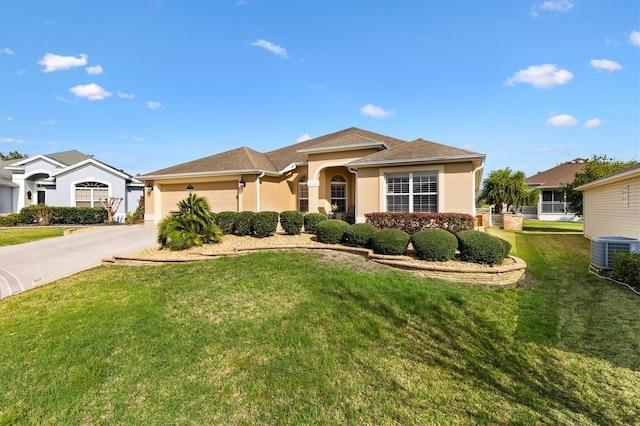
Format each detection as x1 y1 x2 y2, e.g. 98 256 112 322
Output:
0 223 157 299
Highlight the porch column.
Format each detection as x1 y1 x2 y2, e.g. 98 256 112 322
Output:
307 179 320 214
14 175 26 211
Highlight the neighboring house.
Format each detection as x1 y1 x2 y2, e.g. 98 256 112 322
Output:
139 127 486 224
524 158 587 221
576 162 640 240
0 150 144 222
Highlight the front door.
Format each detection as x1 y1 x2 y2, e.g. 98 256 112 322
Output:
37 190 45 204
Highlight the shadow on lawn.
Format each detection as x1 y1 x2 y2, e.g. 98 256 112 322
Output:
324 285 634 425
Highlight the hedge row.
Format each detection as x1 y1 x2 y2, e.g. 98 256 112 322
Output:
365 212 475 235
315 219 511 265
15 205 108 225
213 210 330 237
611 252 640 290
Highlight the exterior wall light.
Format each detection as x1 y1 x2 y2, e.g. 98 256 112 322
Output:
239 177 246 189
186 184 194 194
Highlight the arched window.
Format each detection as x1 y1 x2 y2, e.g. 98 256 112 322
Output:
75 182 108 207
298 175 309 212
330 175 347 212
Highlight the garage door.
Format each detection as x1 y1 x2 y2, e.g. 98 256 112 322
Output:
160 182 238 218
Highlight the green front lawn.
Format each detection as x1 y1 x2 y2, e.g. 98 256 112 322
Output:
0 227 65 246
523 219 583 233
0 231 638 425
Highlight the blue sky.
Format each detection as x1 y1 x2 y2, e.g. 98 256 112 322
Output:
1 0 638 178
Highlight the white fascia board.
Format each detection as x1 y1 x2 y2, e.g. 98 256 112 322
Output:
297 142 387 154
51 158 131 180
347 154 485 168
139 168 279 181
10 154 67 168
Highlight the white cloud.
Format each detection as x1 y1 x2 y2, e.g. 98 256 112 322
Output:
133 136 145 142
531 0 574 17
47 140 57 145
296 134 311 143
630 31 640 47
0 137 24 144
55 94 72 103
39 53 88 72
86 65 103 75
504 64 573 88
360 104 395 119
1 47 14 55
40 119 56 126
69 83 112 100
147 101 161 109
604 37 619 46
249 39 288 59
117 91 135 99
584 118 602 128
6 116 14 121
546 114 578 126
589 59 623 72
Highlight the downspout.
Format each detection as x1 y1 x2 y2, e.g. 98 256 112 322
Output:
256 171 265 212
471 160 484 219
348 167 358 223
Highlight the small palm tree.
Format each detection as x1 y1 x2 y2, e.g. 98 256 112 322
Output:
158 194 223 250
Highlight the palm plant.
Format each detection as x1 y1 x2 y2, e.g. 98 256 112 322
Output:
158 194 223 250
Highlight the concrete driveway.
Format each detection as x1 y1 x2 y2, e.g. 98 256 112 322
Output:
0 223 157 299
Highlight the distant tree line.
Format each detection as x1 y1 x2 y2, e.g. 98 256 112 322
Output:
0 150 27 161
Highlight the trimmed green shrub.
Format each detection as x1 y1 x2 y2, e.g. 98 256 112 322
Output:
0 213 21 226
371 228 410 255
411 228 458 261
611 251 640 290
214 211 237 234
252 211 279 238
234 211 255 236
365 212 475 234
455 230 509 265
304 212 328 234
280 210 304 235
344 223 378 248
316 219 350 244
19 205 107 225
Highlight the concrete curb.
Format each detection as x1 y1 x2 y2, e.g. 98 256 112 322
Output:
105 245 527 287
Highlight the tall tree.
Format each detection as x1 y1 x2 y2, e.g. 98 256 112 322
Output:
478 168 539 213
563 154 636 217
0 150 27 161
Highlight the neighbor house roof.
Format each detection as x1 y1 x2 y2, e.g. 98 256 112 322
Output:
0 160 18 187
525 158 588 188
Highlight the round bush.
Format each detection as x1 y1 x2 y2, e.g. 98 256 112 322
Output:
344 223 378 248
0 213 21 226
455 230 510 265
280 210 304 235
411 228 458 261
234 211 255 236
315 219 350 244
214 211 237 234
304 212 328 234
252 211 279 238
371 228 410 255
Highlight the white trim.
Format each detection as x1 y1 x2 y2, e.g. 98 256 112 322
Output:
297 142 387 154
52 158 132 180
348 154 485 168
7 154 67 168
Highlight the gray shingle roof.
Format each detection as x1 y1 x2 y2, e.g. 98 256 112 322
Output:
46 150 92 166
0 160 17 187
525 158 588 188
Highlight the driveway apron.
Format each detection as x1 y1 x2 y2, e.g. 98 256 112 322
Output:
0 224 157 299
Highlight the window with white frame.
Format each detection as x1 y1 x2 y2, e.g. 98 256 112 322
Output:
330 175 347 212
622 185 629 207
75 182 108 207
298 175 309 212
386 172 437 213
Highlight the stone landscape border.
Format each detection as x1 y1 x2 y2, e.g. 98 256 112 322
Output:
105 244 526 288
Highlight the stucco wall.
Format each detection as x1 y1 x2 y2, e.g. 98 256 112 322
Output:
582 174 640 239
0 187 14 214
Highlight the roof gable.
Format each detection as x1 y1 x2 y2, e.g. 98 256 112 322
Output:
525 158 587 188
264 127 408 171
347 138 485 167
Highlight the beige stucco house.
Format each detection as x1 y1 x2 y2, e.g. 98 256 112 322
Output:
139 127 486 224
577 163 640 240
